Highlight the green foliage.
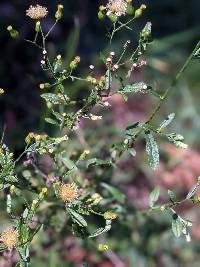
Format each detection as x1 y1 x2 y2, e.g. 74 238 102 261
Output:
0 2 199 266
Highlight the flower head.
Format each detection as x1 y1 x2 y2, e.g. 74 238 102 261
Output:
59 183 78 202
0 229 18 249
106 0 128 16
26 5 48 20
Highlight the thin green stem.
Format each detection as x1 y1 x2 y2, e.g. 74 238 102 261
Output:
44 21 58 40
130 41 200 142
24 39 43 50
110 22 116 44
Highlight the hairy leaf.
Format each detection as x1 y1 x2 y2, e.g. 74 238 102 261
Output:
149 187 160 207
145 132 159 169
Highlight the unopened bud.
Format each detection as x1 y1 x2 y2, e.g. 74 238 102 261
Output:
35 21 41 32
135 4 146 18
55 4 64 21
7 25 19 39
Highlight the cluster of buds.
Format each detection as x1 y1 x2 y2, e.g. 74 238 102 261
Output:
39 82 50 90
86 193 103 207
7 25 19 39
55 4 64 21
86 75 97 85
104 211 117 220
98 76 106 89
91 193 103 205
70 56 81 70
25 132 47 144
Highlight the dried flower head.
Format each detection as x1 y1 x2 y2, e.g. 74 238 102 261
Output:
26 5 48 20
59 183 78 202
0 229 18 249
106 0 128 17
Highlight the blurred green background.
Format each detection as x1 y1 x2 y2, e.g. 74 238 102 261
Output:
0 1 200 266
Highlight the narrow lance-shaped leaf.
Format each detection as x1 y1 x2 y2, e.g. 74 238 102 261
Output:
89 220 112 238
145 132 159 169
105 69 112 90
172 214 183 238
121 82 148 93
186 183 200 200
158 113 175 131
166 133 188 149
149 187 160 207
101 183 126 204
45 118 59 125
67 208 87 227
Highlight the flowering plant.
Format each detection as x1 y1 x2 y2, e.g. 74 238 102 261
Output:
1 2 200 266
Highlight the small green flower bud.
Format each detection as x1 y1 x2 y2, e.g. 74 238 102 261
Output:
98 11 105 20
135 4 146 18
127 4 134 15
7 25 19 39
98 244 109 251
55 4 64 21
108 13 118 23
47 102 53 109
39 83 50 90
35 21 41 32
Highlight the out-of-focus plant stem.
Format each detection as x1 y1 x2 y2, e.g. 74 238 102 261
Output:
131 41 200 142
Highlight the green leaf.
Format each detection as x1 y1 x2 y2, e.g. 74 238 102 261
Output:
121 82 148 93
172 215 183 238
59 156 77 171
87 158 112 168
126 122 140 131
67 208 87 227
45 118 59 125
128 148 136 157
166 133 188 149
101 183 126 204
158 113 175 130
89 224 111 238
105 69 112 90
168 190 177 203
41 93 69 105
145 132 159 169
186 183 200 199
149 187 160 207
